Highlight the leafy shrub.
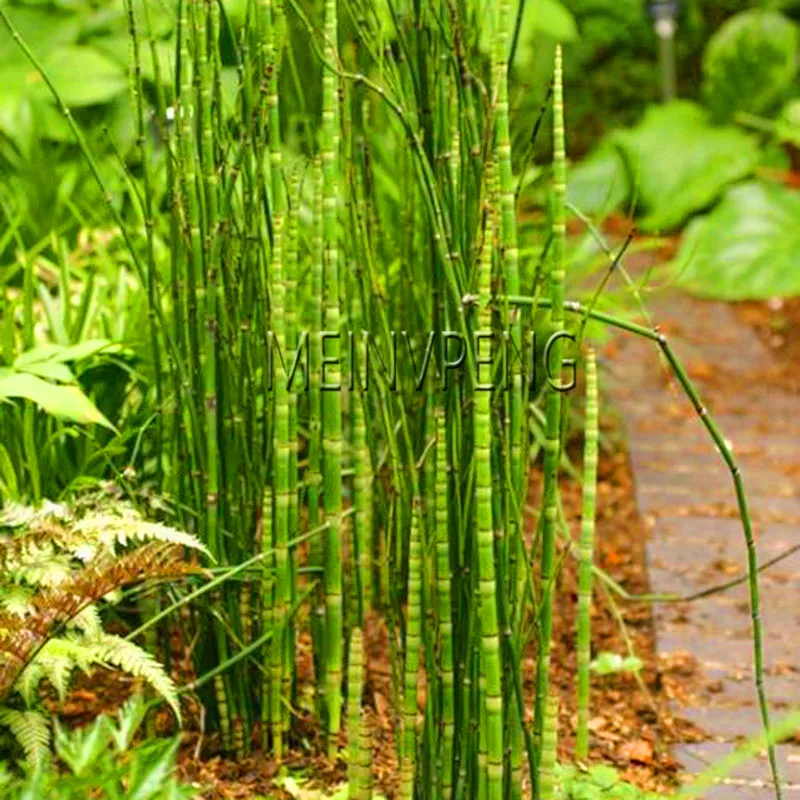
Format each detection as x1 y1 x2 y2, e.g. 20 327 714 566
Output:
702 9 798 123
671 180 800 300
611 100 760 231
0 696 194 799
0 494 204 765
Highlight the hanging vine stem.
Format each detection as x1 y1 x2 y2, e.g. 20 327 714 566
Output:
506 293 782 799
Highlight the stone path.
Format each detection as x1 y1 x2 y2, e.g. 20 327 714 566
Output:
608 293 800 798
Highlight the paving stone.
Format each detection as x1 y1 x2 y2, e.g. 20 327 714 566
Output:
674 742 800 785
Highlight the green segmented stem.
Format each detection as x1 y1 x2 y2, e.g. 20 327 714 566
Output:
213 674 232 751
261 487 274 748
506 293 781 795
399 501 423 800
576 347 598 760
494 0 523 498
321 0 344 754
434 405 455 800
347 627 365 798
475 200 504 800
534 45 567 771
308 158 326 717
124 0 163 475
538 694 558 800
352 384 373 623
357 706 374 800
270 213 290 760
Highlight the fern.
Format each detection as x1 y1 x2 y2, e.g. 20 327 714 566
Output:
0 493 205 764
0 708 50 767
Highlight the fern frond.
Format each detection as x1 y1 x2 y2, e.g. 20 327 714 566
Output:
0 585 33 616
18 636 97 704
0 545 201 700
74 512 209 558
0 707 50 766
85 634 181 722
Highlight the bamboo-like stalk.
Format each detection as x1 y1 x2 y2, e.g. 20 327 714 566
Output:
352 384 373 624
534 45 567 772
261 487 274 750
357 707 374 800
399 502 423 800
269 213 290 760
347 627 365 798
538 694 559 800
434 404 455 800
475 195 504 800
321 0 344 755
575 347 598 760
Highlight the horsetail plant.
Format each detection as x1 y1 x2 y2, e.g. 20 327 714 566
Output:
1 3 784 797
576 348 599 760
475 194 504 800
321 0 345 754
347 627 366 798
538 694 560 800
535 45 569 776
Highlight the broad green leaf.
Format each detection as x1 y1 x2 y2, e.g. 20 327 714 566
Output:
478 0 578 65
14 360 76 384
671 181 800 300
522 0 579 45
0 5 81 56
776 100 800 148
53 339 117 363
612 101 760 232
0 372 115 430
566 143 629 219
702 10 798 123
38 46 127 108
14 344 64 367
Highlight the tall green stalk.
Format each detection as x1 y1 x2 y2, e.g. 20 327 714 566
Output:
534 46 567 772
538 694 559 800
347 627 365 798
434 404 455 800
400 502 423 800
269 213 290 760
576 347 598 760
475 199 504 800
321 0 344 754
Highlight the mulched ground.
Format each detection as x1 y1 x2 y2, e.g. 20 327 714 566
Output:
48 415 702 798
736 297 800 395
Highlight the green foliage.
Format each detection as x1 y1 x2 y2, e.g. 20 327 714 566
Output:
589 651 644 676
555 764 662 800
702 9 798 123
0 494 204 763
566 143 629 219
671 180 800 300
0 697 194 799
611 101 760 231
0 346 116 430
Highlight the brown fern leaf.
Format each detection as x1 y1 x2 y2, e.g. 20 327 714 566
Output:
0 543 202 700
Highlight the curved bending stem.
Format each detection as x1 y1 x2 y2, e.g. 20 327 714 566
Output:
507 293 782 799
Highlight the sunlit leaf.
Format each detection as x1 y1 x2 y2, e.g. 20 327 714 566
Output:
38 46 128 108
567 143 629 219
611 101 760 232
671 181 800 300
702 9 798 123
0 372 115 430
